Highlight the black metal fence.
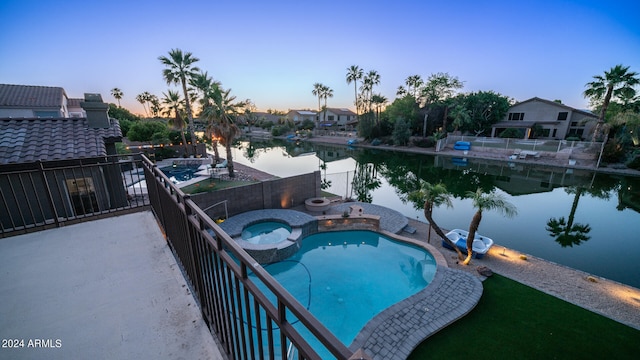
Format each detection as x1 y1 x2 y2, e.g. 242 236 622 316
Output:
0 155 150 238
141 155 358 360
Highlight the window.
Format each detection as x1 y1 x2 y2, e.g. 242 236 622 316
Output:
557 112 568 120
66 177 99 215
328 115 335 121
552 129 557 138
508 112 524 121
34 111 59 118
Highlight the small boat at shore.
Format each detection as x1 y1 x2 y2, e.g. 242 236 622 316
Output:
442 229 494 259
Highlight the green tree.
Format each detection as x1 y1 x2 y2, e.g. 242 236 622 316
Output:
361 70 381 113
111 88 123 107
463 189 518 265
127 120 168 143
392 117 411 146
584 65 639 142
405 74 424 100
346 65 364 122
384 95 421 133
449 104 472 133
371 93 387 125
422 72 463 105
312 82 324 128
202 83 245 177
321 85 333 125
159 49 201 153
408 181 464 259
136 92 151 117
456 91 511 135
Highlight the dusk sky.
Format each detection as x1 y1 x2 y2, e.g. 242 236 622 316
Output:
1 0 639 115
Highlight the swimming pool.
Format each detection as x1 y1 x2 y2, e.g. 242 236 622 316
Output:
160 165 200 184
248 230 437 358
241 221 292 245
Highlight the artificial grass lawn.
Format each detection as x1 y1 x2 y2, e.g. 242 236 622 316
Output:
180 178 258 194
408 274 640 360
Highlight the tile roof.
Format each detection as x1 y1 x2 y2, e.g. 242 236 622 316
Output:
0 117 122 164
0 84 66 108
326 108 356 115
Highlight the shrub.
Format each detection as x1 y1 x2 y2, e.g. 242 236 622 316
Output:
601 139 626 163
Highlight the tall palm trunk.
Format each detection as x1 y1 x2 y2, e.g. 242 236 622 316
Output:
212 140 220 163
181 79 196 155
592 85 614 142
425 200 464 260
464 211 483 265
225 143 234 177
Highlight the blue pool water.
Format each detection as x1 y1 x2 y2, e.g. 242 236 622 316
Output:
242 221 292 244
249 230 437 357
160 165 200 183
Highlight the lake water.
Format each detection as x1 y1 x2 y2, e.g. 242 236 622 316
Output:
223 139 640 288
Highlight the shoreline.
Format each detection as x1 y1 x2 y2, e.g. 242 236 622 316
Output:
299 134 640 177
235 134 640 330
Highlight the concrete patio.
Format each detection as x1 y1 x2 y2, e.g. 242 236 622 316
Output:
0 211 223 360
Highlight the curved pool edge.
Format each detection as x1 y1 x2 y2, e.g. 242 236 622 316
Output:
350 231 483 360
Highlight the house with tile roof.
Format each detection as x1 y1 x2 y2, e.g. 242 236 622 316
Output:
286 110 317 124
490 97 597 140
317 108 357 127
0 92 128 220
0 84 71 118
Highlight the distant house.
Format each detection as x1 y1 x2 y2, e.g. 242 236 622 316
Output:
317 108 357 127
0 84 71 118
286 110 317 124
67 97 87 118
491 97 597 140
0 92 128 225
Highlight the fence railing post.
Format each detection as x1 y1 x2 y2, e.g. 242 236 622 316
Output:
38 161 60 228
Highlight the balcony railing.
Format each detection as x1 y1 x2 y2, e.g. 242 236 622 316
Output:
141 155 359 360
1 155 150 237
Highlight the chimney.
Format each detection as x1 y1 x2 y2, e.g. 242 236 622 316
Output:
80 93 111 128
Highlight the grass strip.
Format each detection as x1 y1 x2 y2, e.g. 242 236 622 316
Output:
408 274 640 359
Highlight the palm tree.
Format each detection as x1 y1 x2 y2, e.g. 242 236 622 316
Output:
546 187 591 247
371 93 387 125
136 92 151 117
111 88 123 107
202 84 245 177
584 64 639 142
405 75 423 99
149 95 160 118
346 65 363 122
362 70 380 113
162 90 188 155
463 189 518 265
408 181 464 260
312 82 324 129
159 49 201 153
449 103 472 134
321 85 333 125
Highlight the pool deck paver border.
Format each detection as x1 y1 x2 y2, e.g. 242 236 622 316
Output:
223 206 483 360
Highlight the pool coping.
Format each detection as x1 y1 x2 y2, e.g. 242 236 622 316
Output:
349 231 483 360
219 208 483 360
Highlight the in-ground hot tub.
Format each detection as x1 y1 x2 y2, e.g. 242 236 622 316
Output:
237 221 303 264
217 209 317 264
241 221 292 245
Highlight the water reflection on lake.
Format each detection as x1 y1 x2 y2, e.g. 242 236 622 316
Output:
226 139 640 288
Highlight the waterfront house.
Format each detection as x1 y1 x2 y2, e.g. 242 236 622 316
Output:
491 97 597 140
286 109 317 124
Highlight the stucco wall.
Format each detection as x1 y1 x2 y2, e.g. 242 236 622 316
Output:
192 171 322 220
